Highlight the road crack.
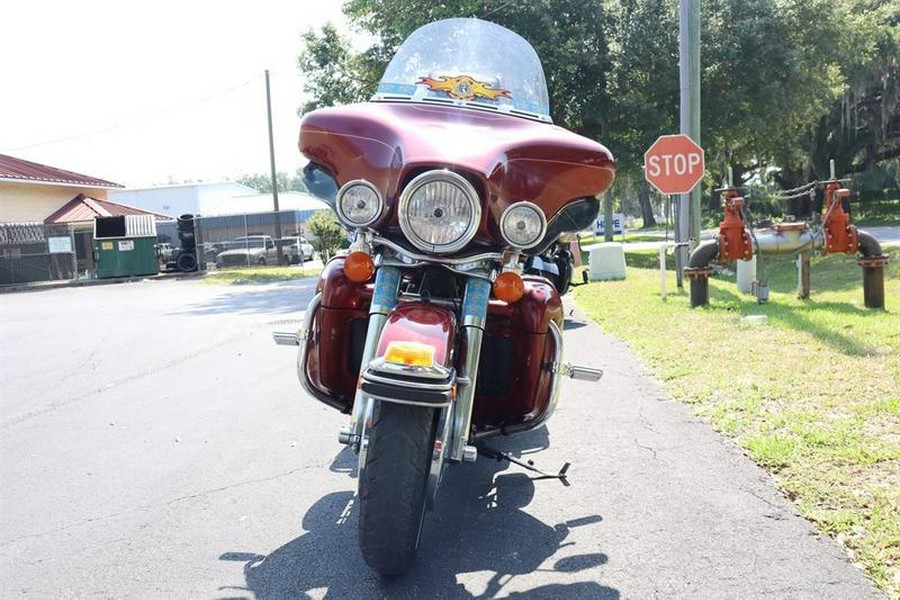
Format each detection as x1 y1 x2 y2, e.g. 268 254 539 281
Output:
0 461 330 549
0 331 252 431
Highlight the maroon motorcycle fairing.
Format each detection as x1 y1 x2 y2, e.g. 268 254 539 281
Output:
374 304 456 367
304 258 374 412
304 257 563 432
299 102 615 248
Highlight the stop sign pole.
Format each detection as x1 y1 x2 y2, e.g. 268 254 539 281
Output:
680 0 702 281
644 134 705 288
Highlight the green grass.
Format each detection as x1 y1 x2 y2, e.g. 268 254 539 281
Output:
855 198 900 227
574 246 900 594
202 265 322 285
581 232 672 245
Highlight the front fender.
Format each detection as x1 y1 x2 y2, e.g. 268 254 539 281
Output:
360 303 457 407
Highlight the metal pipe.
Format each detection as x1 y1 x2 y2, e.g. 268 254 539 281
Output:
531 320 565 432
753 229 822 256
473 320 593 440
295 294 341 409
861 264 886 309
685 240 717 307
688 275 710 307
857 229 884 258
686 226 888 310
797 252 811 299
688 239 719 268
856 229 888 309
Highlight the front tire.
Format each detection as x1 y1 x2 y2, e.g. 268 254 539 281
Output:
358 401 435 575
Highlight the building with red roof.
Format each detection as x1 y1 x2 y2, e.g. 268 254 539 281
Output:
43 194 170 225
0 154 126 223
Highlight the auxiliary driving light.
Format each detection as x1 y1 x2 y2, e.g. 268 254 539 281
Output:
499 201 546 249
492 271 525 303
343 251 375 283
336 180 384 228
384 341 436 368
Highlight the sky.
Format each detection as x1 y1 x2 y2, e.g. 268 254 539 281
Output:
0 1 363 187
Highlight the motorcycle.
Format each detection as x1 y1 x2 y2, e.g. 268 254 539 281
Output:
274 17 615 575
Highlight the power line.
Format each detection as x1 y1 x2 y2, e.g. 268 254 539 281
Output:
479 0 517 19
3 74 263 153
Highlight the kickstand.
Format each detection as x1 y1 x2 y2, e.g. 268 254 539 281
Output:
479 446 571 486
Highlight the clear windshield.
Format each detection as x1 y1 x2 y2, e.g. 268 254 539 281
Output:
373 18 551 122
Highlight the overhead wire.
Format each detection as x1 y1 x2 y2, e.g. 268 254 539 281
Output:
479 0 517 19
3 74 263 152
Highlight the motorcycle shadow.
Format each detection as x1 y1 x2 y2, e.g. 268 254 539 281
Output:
219 427 618 599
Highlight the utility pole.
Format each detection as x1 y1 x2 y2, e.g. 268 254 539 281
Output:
679 0 701 256
265 69 284 265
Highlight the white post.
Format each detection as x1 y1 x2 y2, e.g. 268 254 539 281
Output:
736 256 757 293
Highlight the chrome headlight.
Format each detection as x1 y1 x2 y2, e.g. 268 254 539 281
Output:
500 201 547 249
336 180 384 228
398 170 481 254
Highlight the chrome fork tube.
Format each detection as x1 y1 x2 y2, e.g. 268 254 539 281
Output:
346 266 401 450
449 277 491 462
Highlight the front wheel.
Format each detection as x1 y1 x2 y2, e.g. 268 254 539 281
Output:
358 401 435 575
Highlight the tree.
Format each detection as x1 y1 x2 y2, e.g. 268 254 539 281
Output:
298 23 371 115
236 170 309 193
300 1 611 139
796 1 900 184
603 0 680 226
306 211 346 260
296 0 898 224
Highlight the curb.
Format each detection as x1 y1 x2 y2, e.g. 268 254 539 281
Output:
0 271 204 294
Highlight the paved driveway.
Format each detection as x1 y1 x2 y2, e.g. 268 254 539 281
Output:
0 279 879 598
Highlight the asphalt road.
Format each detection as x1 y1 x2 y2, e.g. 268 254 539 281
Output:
0 278 881 598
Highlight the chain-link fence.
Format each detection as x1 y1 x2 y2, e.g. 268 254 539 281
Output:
0 222 79 285
157 210 319 270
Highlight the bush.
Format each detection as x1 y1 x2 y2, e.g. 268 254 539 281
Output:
306 211 346 260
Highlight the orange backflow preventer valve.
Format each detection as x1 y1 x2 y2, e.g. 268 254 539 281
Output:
821 182 858 255
717 188 754 262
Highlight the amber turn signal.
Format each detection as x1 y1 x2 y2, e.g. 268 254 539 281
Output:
343 251 375 283
384 341 435 368
492 271 525 303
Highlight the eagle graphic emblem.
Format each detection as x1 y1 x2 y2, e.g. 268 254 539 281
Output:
417 75 511 101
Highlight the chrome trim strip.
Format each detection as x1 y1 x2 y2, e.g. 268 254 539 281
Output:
372 235 503 266
361 392 452 408
378 259 495 282
365 359 453 383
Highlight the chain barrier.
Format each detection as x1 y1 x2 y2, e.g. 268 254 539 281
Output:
771 180 817 200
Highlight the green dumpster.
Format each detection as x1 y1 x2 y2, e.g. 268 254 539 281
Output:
93 215 159 279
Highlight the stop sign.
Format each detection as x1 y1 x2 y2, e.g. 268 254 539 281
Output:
644 134 705 195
